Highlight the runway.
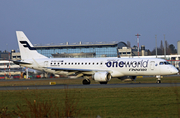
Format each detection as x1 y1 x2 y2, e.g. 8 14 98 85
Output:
0 83 180 90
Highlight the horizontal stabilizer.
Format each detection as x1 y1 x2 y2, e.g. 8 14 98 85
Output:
13 60 32 65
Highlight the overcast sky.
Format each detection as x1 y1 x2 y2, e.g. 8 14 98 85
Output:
0 0 180 52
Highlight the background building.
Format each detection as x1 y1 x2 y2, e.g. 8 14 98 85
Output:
34 41 128 58
11 41 149 59
0 50 11 60
11 50 21 61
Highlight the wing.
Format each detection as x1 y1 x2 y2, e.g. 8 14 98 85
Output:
47 67 97 71
46 67 112 78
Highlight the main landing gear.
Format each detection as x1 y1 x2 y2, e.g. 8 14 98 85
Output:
156 75 161 83
82 79 108 85
82 79 91 85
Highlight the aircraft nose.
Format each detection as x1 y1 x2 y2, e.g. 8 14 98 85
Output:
171 67 179 74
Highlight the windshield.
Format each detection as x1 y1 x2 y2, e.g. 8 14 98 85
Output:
159 61 170 65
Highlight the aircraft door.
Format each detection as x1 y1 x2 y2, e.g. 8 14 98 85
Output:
44 61 48 67
150 61 155 70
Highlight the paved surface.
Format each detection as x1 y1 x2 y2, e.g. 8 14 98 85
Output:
0 83 180 90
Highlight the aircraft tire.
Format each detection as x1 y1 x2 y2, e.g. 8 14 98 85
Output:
100 82 108 84
157 80 161 83
82 79 90 85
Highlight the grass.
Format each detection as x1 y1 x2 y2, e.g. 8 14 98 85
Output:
1 86 180 117
0 76 180 117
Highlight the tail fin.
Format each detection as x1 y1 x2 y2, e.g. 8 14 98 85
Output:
16 31 48 60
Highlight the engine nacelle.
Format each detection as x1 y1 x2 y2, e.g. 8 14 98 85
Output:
93 72 111 82
118 76 136 81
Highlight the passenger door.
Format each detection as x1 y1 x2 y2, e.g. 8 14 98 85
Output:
150 61 155 70
44 61 48 67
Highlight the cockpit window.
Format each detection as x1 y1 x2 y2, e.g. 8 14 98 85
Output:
164 61 170 64
159 62 163 65
159 61 170 65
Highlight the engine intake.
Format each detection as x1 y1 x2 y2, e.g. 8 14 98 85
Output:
93 72 111 82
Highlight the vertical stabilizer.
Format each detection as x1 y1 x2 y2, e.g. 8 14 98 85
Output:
16 31 48 60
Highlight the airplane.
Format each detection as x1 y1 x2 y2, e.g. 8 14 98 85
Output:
14 31 179 84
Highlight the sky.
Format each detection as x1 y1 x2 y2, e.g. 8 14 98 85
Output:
0 0 180 52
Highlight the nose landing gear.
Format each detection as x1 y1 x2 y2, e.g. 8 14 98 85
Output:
156 75 162 83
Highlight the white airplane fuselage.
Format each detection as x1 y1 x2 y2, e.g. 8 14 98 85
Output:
21 57 178 77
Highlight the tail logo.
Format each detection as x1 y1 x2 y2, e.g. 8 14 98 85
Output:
20 41 36 50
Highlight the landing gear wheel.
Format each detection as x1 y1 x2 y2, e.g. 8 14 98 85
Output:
82 79 91 85
157 80 161 83
100 82 108 84
156 75 162 84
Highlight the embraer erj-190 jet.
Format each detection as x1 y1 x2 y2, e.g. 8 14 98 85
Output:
14 31 178 84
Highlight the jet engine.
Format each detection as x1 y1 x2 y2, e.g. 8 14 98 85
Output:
118 76 136 81
93 72 111 83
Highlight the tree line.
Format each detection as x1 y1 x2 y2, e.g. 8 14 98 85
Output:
126 40 177 55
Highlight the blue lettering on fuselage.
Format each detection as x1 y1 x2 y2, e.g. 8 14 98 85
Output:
106 60 149 68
